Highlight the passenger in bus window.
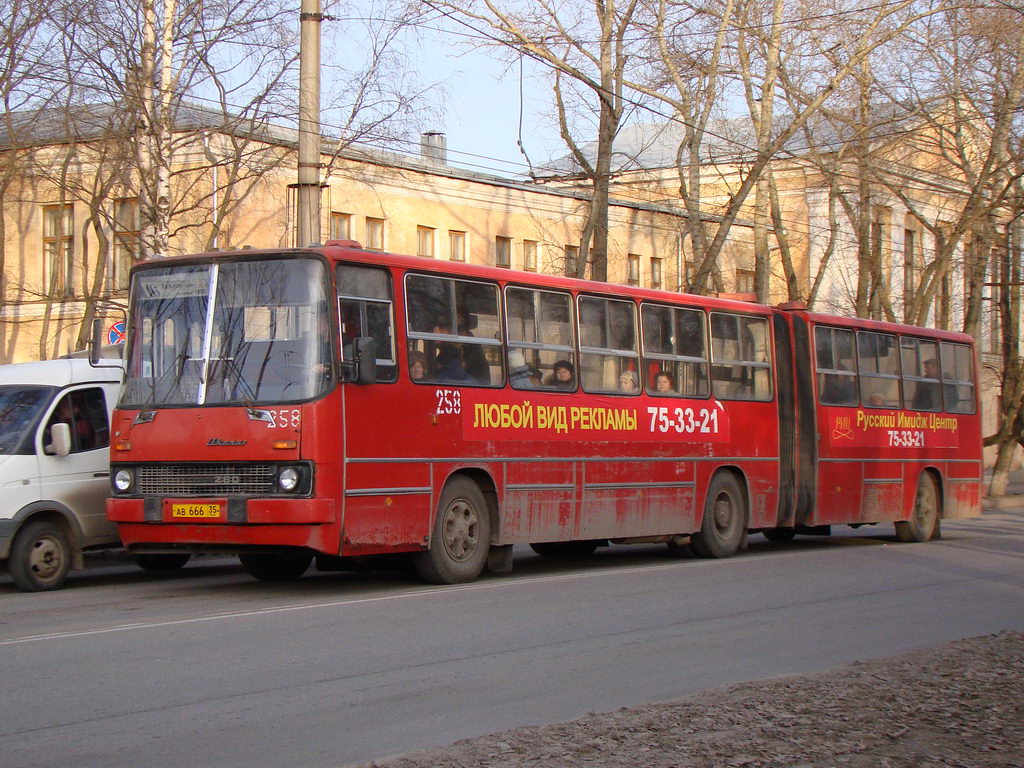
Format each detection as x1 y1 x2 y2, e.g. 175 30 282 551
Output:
435 343 476 384
409 350 426 381
546 360 575 390
867 392 886 407
458 312 490 383
912 359 941 410
653 370 675 394
619 370 639 393
508 350 539 389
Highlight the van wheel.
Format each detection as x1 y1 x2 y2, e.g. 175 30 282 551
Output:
414 477 490 584
132 553 192 571
896 473 940 543
9 521 72 592
238 552 311 581
691 473 746 558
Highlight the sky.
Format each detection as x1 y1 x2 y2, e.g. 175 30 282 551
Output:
408 28 563 178
419 45 562 178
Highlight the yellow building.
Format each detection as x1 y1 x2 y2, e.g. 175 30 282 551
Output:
0 106 754 363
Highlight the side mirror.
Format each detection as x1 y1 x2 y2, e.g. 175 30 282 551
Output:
89 318 104 366
49 423 73 457
354 337 377 385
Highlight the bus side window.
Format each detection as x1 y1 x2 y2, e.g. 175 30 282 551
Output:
815 326 857 406
641 303 709 398
405 274 503 387
940 341 975 414
857 331 901 408
710 313 772 401
578 296 639 395
337 264 397 382
505 286 576 392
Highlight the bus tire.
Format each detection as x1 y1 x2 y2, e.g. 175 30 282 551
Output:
895 473 940 543
414 477 490 584
9 521 72 592
132 553 191 571
691 473 746 558
530 540 599 557
238 551 311 581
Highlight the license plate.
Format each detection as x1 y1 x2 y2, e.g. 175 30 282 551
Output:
171 503 222 519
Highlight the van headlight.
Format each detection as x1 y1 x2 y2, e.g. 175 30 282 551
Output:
113 468 134 493
278 467 301 492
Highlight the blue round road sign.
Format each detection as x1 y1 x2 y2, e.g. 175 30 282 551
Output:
107 321 126 345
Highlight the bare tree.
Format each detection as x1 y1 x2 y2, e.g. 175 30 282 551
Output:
423 0 643 281
0 0 67 362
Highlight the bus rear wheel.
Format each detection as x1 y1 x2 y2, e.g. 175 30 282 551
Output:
691 473 746 558
238 551 312 581
414 477 490 584
895 473 940 543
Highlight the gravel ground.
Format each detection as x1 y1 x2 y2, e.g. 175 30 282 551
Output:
356 631 1023 768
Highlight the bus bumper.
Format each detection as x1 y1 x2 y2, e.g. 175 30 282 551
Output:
108 498 337 552
107 497 335 524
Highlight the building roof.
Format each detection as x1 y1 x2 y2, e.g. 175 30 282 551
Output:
541 103 927 177
0 101 710 223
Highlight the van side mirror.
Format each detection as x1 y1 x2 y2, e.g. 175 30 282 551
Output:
49 423 72 457
355 337 377 385
89 318 104 366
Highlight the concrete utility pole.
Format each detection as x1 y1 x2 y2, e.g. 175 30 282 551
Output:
296 0 322 247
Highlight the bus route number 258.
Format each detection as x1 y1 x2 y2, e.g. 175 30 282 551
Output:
436 389 462 415
647 406 719 435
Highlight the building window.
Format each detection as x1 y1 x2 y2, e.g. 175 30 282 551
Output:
523 240 538 271
43 204 74 297
735 269 755 294
330 212 351 241
565 244 580 275
112 198 139 290
627 254 641 285
495 236 512 268
365 217 384 250
650 257 663 289
417 226 435 258
449 230 466 262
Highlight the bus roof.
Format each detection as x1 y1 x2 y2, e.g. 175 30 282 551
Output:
132 242 777 317
132 243 974 342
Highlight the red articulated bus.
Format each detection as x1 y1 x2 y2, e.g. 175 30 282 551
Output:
106 241 982 583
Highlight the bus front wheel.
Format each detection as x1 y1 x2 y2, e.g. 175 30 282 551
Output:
414 477 491 584
895 473 940 543
238 551 312 581
691 473 746 558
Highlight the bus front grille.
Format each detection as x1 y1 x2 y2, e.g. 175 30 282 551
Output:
136 464 277 496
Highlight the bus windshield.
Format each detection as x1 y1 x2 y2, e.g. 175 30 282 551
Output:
122 257 331 407
0 385 54 454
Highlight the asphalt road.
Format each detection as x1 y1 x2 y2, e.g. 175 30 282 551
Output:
1 510 1022 768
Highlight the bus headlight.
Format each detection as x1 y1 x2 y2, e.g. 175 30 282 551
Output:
113 469 134 493
278 467 301 492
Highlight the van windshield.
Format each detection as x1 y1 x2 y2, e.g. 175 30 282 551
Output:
121 257 331 407
0 386 54 455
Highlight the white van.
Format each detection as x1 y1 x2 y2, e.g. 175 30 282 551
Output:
0 357 189 591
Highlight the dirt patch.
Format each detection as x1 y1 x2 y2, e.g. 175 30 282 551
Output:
357 630 1023 768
